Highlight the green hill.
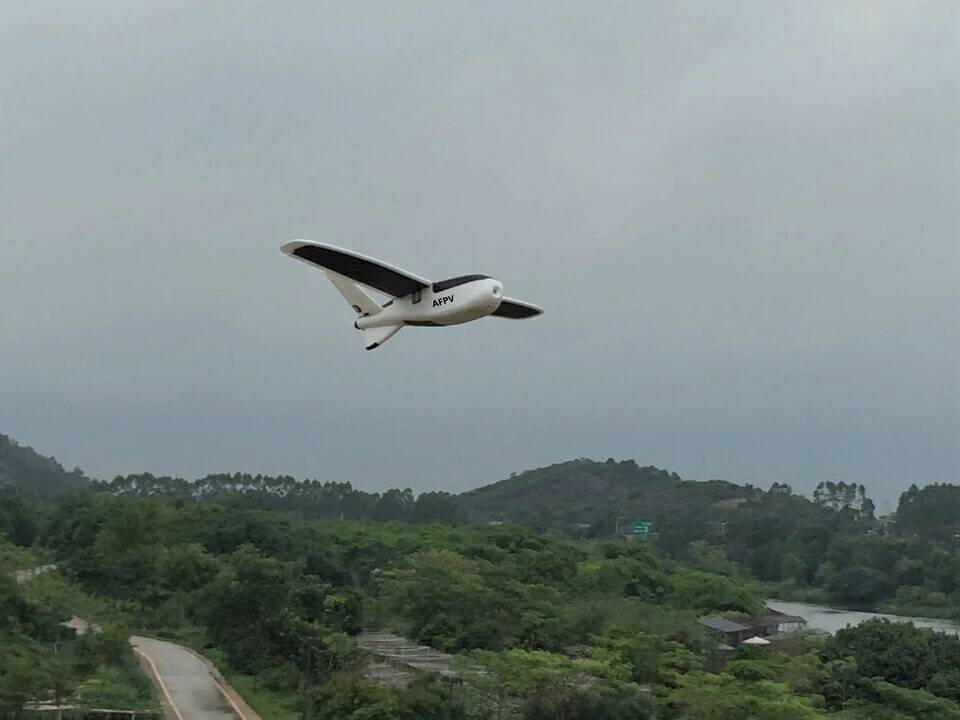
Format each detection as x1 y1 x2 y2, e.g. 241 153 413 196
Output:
457 458 760 550
0 433 89 501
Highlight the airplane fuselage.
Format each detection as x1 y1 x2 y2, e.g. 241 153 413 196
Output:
355 276 503 330
281 240 541 349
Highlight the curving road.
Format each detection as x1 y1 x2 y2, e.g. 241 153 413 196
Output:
16 567 257 719
131 636 259 720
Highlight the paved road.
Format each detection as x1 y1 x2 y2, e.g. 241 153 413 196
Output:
131 636 247 720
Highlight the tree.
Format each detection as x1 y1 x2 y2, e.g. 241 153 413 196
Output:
896 484 960 540
825 566 890 606
667 671 823 720
822 619 960 694
927 670 960 703
378 550 500 651
0 646 49 719
198 544 298 671
849 680 960 720
310 676 463 720
667 569 761 615
42 653 77 720
456 649 646 720
0 493 37 546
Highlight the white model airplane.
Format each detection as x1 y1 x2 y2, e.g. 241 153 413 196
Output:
281 241 543 350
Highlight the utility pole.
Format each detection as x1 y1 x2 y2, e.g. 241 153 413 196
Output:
444 677 455 720
301 643 313 720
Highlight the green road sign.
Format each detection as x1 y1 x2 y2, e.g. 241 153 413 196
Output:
631 521 655 536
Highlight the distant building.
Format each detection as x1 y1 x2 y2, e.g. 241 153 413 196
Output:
875 513 898 533
60 615 101 636
700 609 806 648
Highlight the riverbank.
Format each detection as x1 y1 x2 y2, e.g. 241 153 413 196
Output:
763 581 960 622
877 601 960 621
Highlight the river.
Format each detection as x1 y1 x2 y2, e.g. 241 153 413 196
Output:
767 599 960 636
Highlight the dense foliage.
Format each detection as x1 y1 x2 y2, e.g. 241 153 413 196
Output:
5 436 959 619
897 483 960 540
2 488 952 719
3 434 960 718
462 460 960 618
97 471 465 523
0 538 156 715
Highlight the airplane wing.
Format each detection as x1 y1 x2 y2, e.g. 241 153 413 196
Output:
281 241 431 298
491 297 543 319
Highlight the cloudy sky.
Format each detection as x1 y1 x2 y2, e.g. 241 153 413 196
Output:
1 1 956 509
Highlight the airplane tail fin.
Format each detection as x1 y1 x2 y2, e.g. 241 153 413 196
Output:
322 270 401 349
364 324 402 350
325 270 383 318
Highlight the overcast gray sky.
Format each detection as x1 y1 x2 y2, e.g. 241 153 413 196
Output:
1 1 957 509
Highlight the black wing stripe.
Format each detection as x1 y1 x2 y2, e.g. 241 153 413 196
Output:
291 245 428 297
492 300 542 319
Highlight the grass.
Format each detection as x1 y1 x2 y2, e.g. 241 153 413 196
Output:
763 581 830 604
153 632 302 720
0 538 49 571
876 602 960 622
156 622 211 650
13 559 161 713
222 671 302 720
18 569 116 625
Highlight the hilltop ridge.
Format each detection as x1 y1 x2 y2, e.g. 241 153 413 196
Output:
0 434 89 501
458 458 752 542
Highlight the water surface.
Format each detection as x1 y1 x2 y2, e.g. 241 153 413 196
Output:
768 599 960 636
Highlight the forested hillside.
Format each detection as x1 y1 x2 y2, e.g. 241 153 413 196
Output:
459 460 960 618
459 459 767 546
4 485 960 719
0 434 88 501
6 432 960 620
2 433 960 718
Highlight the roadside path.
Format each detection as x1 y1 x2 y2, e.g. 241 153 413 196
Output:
13 563 57 582
15 567 261 720
131 636 261 720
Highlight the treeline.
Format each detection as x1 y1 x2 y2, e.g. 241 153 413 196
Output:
897 483 960 540
715 482 960 616
4 432 960 618
4 430 957 545
97 472 465 523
